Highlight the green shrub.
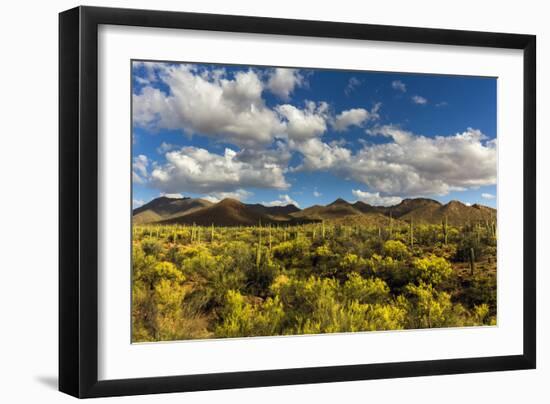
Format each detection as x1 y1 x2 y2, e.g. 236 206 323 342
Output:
401 282 461 328
383 240 409 260
215 290 285 337
141 236 163 257
341 273 390 305
411 255 453 285
131 221 498 341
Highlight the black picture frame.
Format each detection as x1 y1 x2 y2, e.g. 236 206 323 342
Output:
59 6 536 398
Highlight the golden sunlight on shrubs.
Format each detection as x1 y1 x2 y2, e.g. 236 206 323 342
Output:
131 221 497 342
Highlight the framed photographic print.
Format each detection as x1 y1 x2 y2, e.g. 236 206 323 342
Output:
59 6 536 398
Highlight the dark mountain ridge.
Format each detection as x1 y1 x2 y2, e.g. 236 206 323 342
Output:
133 196 496 227
153 198 310 226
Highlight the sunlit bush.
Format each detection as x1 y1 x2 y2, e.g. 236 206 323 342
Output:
401 282 457 328
216 290 285 337
131 221 497 341
383 240 410 260
411 255 453 285
341 273 390 305
140 236 163 257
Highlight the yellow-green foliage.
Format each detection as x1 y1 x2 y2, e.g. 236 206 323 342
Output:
402 282 455 328
383 240 409 260
131 221 497 342
412 255 453 285
216 290 285 337
341 273 390 304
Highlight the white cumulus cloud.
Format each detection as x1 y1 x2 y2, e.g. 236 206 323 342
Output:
148 146 289 194
263 194 300 208
481 192 496 199
290 138 352 171
345 77 361 95
133 62 385 152
157 142 177 154
160 192 184 199
392 80 407 92
412 95 428 105
352 190 402 206
348 126 497 195
293 126 496 197
266 68 304 100
133 63 284 148
332 104 381 131
132 154 149 184
202 189 252 203
276 101 329 141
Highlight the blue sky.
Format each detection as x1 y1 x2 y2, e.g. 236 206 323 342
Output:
132 61 497 209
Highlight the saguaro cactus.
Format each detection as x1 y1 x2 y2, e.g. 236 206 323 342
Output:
256 226 262 269
210 223 215 242
388 211 393 239
442 216 448 245
321 220 326 240
469 247 476 275
409 218 414 248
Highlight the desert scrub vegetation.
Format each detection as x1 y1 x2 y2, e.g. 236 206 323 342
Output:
132 220 497 342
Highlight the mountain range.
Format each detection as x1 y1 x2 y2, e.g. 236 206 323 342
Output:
133 196 496 227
